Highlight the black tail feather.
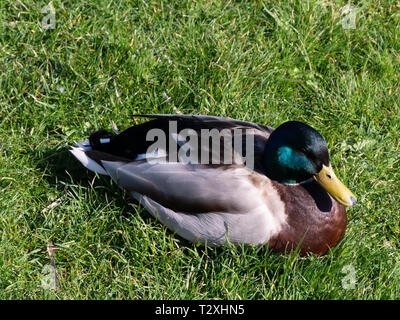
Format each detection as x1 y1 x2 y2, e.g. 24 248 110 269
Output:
85 150 131 167
89 130 115 152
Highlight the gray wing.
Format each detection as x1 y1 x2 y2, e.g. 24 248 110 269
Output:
101 161 262 213
101 160 287 246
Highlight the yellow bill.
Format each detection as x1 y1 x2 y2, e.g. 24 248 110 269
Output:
313 164 357 207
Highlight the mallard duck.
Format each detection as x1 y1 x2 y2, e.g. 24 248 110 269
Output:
70 114 356 255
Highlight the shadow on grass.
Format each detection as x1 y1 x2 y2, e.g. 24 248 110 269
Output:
32 144 145 220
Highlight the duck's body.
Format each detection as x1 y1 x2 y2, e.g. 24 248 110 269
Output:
70 114 354 255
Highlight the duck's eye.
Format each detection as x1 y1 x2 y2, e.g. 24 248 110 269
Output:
326 174 332 179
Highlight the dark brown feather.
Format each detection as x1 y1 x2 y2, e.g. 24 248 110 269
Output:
267 180 347 256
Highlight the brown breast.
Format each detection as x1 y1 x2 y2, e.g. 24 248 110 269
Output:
268 179 347 256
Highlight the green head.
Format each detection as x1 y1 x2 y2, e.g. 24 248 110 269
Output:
264 121 356 207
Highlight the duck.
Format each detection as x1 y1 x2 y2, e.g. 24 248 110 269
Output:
70 114 356 256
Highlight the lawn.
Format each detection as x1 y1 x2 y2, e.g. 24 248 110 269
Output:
1 0 399 299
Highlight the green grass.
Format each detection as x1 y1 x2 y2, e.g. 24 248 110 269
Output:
1 0 399 299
